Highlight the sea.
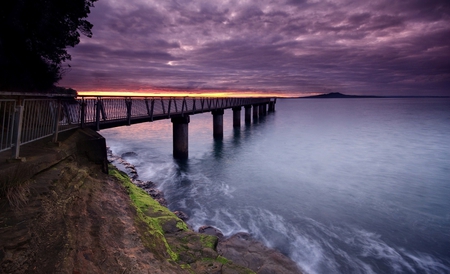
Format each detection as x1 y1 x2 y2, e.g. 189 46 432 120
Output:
101 98 450 274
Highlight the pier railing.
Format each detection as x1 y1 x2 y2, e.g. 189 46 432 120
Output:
0 95 274 158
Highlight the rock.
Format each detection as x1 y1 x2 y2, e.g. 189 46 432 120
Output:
198 226 224 239
217 232 303 274
134 180 156 189
173 211 189 221
121 152 138 158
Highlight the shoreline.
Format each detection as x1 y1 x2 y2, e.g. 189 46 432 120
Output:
107 148 304 273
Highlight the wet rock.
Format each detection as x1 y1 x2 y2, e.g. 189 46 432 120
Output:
173 211 189 221
217 232 303 274
198 225 224 239
134 180 156 189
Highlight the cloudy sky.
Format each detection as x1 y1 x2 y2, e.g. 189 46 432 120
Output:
59 0 450 96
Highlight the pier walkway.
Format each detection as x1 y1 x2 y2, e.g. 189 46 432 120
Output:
1 93 276 159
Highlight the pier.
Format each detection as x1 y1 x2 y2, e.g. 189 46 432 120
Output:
1 93 276 159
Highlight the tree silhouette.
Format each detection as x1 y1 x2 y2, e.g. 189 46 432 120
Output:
0 0 96 92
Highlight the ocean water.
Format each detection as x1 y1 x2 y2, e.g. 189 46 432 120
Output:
101 98 450 274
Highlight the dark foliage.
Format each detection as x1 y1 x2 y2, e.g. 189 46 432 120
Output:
0 0 96 92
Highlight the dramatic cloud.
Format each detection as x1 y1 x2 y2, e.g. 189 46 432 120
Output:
59 0 450 96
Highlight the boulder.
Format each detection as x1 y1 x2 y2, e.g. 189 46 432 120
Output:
198 225 224 239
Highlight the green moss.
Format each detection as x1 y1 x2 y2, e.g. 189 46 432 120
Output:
200 234 218 249
216 255 231 265
108 166 183 261
108 165 256 274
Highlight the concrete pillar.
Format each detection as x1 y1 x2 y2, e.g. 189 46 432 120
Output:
212 109 224 139
252 104 259 120
259 104 264 116
268 101 275 112
232 107 241 128
244 105 252 124
171 116 190 159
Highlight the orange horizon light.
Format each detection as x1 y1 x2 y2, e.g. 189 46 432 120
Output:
77 90 316 98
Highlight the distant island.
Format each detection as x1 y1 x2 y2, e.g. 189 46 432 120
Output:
300 92 449 99
301 92 378 98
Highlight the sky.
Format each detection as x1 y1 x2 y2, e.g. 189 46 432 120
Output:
59 0 450 97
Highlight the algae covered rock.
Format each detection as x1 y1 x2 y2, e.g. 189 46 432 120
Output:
109 166 256 274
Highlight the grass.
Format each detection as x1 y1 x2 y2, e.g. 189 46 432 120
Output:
0 163 32 208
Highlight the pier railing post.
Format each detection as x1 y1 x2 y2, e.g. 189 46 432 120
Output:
52 99 61 143
171 116 190 159
95 98 101 131
80 98 86 128
125 98 132 125
11 101 24 159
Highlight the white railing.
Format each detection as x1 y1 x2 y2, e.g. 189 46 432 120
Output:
0 95 275 158
0 100 16 152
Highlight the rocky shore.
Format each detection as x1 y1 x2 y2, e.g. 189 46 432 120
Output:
0 128 303 273
107 149 303 274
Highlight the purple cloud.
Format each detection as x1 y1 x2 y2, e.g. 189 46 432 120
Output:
59 0 450 96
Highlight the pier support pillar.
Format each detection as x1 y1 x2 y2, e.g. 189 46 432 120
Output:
244 105 252 124
268 101 275 112
259 104 265 116
252 104 259 120
212 109 224 139
232 107 241 128
171 116 190 159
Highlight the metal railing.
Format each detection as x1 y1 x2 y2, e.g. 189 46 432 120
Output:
0 100 16 152
0 95 275 158
78 97 272 130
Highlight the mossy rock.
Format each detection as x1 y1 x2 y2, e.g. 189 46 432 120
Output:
109 165 255 273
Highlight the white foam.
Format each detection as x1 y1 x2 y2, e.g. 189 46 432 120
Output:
405 251 450 273
351 229 415 273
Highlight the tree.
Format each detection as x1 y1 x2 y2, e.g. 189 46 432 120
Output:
0 0 96 92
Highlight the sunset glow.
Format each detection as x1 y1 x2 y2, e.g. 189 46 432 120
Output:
60 0 450 97
77 90 312 98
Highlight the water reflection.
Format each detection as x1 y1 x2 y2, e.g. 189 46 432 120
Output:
213 139 224 159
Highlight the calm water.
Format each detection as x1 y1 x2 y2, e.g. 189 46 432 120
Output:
101 98 450 274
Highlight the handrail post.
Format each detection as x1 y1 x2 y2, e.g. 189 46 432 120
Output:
126 98 132 125
100 99 107 120
181 98 187 116
145 98 155 121
167 98 172 118
96 97 101 131
52 99 61 143
11 101 24 159
161 98 166 114
150 99 155 121
145 98 150 116
80 98 86 128
173 98 178 113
